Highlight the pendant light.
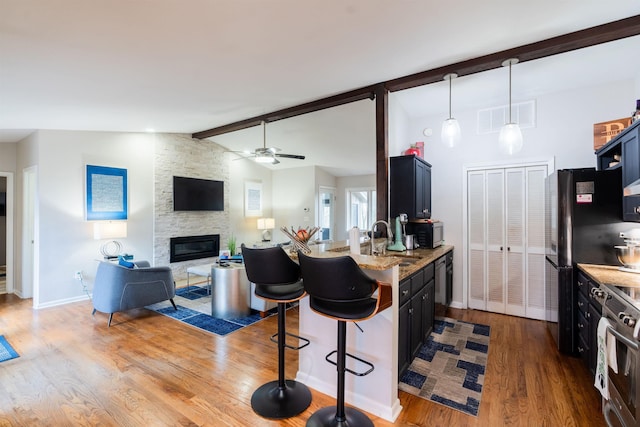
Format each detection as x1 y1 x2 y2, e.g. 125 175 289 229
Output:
441 73 461 148
499 58 523 155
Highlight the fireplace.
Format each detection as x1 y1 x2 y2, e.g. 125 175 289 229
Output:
170 234 220 263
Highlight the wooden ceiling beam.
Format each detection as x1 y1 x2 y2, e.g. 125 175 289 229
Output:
192 85 376 139
192 15 640 139
385 14 640 92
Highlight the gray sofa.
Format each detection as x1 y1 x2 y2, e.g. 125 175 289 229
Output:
92 260 177 326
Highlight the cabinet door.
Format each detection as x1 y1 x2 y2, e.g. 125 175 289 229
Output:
588 302 601 377
410 286 426 360
398 300 411 378
415 160 431 218
424 279 435 340
622 128 640 221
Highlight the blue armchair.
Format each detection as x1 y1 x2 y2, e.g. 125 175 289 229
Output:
92 260 177 326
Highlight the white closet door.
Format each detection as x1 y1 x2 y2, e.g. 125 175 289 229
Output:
505 168 525 317
486 169 505 313
466 163 548 320
468 171 487 310
525 166 547 320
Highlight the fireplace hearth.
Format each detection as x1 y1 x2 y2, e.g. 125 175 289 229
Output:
170 234 220 263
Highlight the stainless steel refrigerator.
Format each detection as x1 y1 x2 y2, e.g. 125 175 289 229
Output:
545 167 628 354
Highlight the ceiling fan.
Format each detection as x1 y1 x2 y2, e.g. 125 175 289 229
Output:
236 121 305 164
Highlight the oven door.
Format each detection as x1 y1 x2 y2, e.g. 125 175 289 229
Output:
603 321 639 427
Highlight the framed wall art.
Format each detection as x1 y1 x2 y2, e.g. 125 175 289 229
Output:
86 165 128 220
244 181 262 217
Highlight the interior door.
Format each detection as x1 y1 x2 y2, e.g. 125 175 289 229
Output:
486 169 505 313
466 163 547 320
318 187 335 241
468 170 487 310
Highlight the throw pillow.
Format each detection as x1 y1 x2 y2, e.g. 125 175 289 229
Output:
118 257 135 269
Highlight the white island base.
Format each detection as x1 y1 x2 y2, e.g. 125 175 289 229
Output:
295 264 402 422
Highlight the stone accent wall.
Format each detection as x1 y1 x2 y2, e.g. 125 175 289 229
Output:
154 133 229 279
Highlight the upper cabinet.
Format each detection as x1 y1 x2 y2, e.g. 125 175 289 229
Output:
596 120 640 221
390 155 431 220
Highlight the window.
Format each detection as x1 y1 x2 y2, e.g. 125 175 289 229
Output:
347 188 376 232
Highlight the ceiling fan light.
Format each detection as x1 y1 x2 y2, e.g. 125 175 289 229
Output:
499 123 523 155
255 154 276 164
441 118 461 148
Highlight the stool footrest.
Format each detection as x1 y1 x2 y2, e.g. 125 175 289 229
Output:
325 350 374 377
270 332 310 350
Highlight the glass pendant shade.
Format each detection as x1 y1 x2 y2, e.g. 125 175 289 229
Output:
441 118 461 148
500 58 523 155
499 123 523 155
441 73 461 147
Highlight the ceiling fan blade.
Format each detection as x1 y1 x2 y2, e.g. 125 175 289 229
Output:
275 153 305 160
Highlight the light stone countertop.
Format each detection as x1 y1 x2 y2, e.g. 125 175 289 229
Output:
577 263 640 288
289 239 453 280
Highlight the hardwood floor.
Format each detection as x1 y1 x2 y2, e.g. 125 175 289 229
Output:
0 294 605 426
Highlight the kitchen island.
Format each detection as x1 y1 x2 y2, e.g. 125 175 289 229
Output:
292 240 453 422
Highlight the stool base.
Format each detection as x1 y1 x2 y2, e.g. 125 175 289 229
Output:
251 379 312 419
306 406 374 427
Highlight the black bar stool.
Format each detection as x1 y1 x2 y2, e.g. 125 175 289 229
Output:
297 252 392 427
241 244 312 419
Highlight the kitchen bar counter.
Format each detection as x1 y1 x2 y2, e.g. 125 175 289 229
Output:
294 240 453 422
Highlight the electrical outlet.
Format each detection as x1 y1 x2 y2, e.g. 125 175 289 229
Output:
74 270 83 281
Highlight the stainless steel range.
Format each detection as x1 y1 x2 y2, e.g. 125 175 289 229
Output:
593 284 640 427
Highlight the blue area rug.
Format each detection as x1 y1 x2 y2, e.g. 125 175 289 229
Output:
147 285 276 337
399 317 490 417
0 335 19 362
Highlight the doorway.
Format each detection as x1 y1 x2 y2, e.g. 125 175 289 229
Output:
318 187 336 241
0 172 14 295
465 160 551 320
22 166 37 305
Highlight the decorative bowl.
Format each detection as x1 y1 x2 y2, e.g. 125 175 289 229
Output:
615 245 640 268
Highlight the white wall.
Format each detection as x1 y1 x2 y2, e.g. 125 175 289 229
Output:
228 154 274 248
33 130 155 306
271 166 316 243
395 78 635 308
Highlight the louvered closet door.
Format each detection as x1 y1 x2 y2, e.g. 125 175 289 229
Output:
468 171 487 310
466 164 547 319
486 170 506 313
525 166 547 320
505 168 525 317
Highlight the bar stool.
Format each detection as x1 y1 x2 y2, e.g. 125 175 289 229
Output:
241 244 312 419
297 252 392 427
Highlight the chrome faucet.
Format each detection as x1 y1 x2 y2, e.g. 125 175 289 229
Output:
370 220 393 255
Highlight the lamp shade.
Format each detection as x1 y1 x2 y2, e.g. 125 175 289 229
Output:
257 218 275 230
499 123 523 155
93 221 127 240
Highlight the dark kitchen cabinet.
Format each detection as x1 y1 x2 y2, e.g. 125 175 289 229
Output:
576 271 602 377
398 261 436 379
390 155 432 220
446 251 453 307
596 120 640 221
621 123 640 221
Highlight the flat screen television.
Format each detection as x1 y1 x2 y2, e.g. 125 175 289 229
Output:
173 176 224 211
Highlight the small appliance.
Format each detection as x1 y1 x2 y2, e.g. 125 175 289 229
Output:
406 219 443 249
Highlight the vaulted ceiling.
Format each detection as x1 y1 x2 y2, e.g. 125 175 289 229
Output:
1 1 639 175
